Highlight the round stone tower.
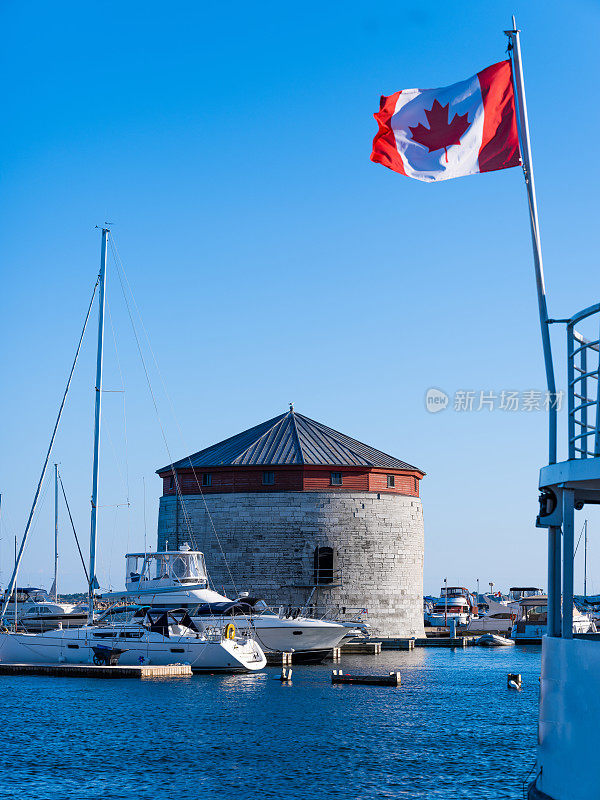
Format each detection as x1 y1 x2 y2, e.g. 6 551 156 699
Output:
156 407 425 638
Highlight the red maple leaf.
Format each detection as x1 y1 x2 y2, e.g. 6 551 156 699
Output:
408 99 470 163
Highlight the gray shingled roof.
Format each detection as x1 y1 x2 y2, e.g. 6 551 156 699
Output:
158 409 424 473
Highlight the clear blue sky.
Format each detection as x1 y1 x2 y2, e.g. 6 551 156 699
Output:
2 0 600 596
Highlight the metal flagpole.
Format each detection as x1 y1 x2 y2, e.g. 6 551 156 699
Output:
88 228 109 624
505 17 563 639
53 464 58 600
505 17 557 465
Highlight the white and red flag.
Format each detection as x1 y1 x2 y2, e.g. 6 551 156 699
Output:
371 60 520 182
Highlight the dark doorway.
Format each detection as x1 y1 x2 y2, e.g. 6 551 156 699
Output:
313 546 334 584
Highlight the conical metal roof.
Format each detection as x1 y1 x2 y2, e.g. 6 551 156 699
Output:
158 408 423 472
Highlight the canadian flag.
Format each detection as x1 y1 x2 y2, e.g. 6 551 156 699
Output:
371 60 520 182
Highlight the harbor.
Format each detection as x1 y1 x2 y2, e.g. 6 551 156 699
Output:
0 647 540 800
2 4 599 800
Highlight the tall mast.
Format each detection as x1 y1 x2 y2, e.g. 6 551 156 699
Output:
88 228 109 623
53 464 58 600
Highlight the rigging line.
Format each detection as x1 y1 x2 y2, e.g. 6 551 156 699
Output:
574 519 587 558
0 275 99 622
16 470 53 587
108 233 239 596
102 410 131 510
58 474 89 583
105 241 230 600
106 236 197 550
106 296 131 509
106 253 224 592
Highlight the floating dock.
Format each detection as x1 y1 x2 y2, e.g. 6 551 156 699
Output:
0 662 192 679
331 669 401 686
381 637 475 649
340 641 382 655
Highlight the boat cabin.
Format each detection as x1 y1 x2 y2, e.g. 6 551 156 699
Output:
517 595 548 625
125 545 208 591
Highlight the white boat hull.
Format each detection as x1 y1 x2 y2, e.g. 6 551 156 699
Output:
0 628 266 672
194 615 347 654
427 613 471 627
476 633 514 647
463 615 512 634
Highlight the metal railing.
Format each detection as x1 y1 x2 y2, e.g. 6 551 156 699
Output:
567 303 600 459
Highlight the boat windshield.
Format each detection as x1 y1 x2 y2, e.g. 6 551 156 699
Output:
522 604 548 624
126 550 208 587
509 587 543 601
96 606 146 625
2 587 51 604
194 598 267 617
440 587 467 598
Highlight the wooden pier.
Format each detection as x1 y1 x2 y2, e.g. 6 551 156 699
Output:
0 662 192 679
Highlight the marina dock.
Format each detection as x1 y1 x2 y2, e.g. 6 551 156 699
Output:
0 662 192 679
380 637 476 649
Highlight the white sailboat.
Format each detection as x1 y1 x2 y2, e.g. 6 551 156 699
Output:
0 229 266 673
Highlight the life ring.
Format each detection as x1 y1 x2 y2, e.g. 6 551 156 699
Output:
224 623 236 640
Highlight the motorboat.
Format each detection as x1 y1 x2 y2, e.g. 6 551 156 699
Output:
0 586 59 617
463 593 515 634
511 595 596 643
18 601 88 632
0 605 266 672
101 545 348 662
0 587 87 632
476 633 514 647
426 586 477 627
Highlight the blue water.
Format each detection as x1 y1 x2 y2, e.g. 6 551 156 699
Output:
0 647 540 800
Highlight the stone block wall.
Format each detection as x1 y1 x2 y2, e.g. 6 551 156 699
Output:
157 491 425 638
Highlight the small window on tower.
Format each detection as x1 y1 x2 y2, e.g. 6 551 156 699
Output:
169 477 174 490
387 475 395 488
330 472 342 486
202 473 212 487
262 471 275 485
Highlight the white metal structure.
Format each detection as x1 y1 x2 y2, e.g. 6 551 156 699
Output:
103 545 348 660
501 17 600 798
